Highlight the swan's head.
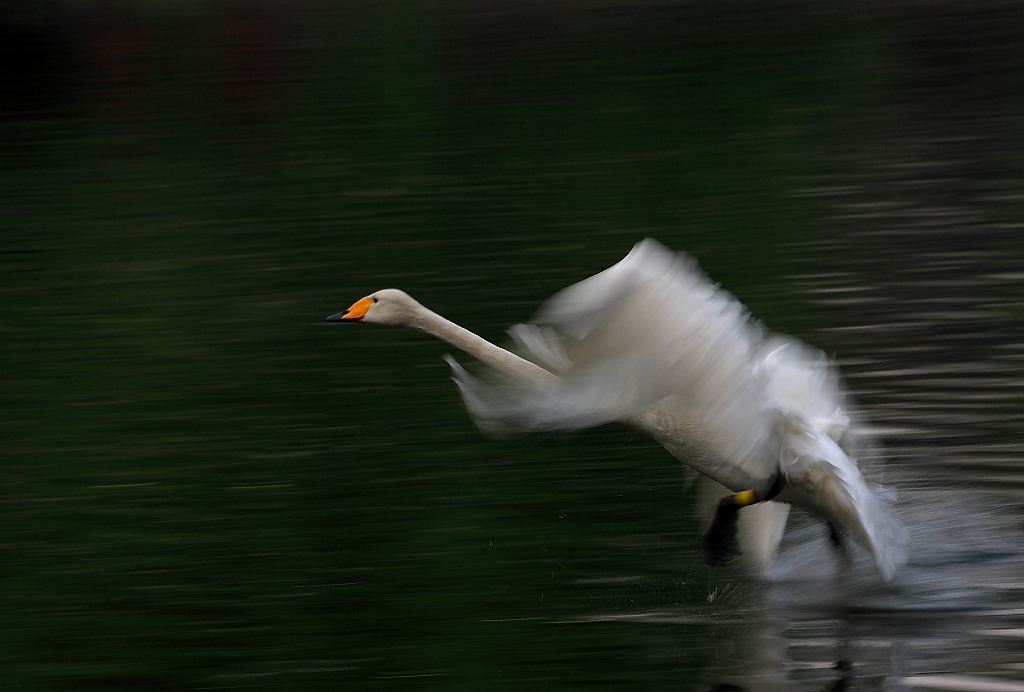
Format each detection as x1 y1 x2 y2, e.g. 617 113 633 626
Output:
326 288 422 327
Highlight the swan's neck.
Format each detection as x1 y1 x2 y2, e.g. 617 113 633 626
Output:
410 307 556 386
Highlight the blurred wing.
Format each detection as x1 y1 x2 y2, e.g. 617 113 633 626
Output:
779 414 907 580
450 238 777 469
759 339 907 579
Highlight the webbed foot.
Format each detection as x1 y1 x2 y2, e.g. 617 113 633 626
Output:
702 490 758 566
826 520 852 568
703 495 743 565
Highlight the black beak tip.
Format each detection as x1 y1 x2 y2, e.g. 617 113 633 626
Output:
325 312 346 322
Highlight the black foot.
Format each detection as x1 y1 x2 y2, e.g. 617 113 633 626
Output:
826 520 852 566
826 520 844 551
703 496 742 566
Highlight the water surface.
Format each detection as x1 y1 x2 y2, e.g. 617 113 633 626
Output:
3 3 1024 689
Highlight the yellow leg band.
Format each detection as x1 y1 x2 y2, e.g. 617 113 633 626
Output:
733 489 758 507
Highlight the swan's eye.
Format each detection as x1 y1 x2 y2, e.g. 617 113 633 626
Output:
372 296 379 303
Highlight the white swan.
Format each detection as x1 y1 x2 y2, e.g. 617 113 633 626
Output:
328 239 907 580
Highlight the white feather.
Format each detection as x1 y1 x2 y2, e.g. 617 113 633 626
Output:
449 239 907 579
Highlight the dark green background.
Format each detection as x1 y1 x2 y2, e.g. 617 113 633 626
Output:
4 2 1024 689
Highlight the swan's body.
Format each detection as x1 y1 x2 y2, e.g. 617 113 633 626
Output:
331 239 906 579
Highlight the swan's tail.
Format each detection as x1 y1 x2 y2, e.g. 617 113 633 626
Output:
780 414 908 581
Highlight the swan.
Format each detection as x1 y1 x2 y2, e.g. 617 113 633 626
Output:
328 239 907 580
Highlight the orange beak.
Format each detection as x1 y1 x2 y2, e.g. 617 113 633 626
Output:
326 296 373 322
